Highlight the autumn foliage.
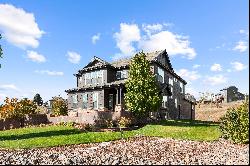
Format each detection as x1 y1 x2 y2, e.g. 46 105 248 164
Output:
0 97 37 120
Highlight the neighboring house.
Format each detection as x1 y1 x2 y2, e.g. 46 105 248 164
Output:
219 86 246 103
65 50 195 120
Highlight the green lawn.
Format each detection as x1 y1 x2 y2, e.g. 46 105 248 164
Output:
0 120 221 149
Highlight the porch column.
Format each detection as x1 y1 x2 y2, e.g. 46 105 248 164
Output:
119 87 122 104
116 88 119 105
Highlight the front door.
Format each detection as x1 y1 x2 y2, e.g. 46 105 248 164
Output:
108 94 114 111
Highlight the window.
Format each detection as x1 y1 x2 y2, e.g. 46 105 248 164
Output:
93 92 98 109
72 94 77 108
85 73 91 85
85 71 103 85
157 67 164 83
162 96 168 108
169 77 173 86
116 70 128 80
180 82 183 93
170 86 173 98
82 94 88 109
175 98 178 108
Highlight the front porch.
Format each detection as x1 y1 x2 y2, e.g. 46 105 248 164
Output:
103 85 126 112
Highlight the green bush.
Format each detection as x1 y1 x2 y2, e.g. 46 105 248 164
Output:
219 101 249 144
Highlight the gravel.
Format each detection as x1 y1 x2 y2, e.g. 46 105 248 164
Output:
0 136 248 165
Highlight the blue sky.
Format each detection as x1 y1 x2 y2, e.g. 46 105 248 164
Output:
0 0 249 103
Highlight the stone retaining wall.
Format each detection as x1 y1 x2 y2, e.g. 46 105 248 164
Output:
0 110 132 131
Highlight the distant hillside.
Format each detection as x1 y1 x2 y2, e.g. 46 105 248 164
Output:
195 100 245 122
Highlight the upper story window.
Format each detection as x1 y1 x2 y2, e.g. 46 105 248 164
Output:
157 67 164 83
116 70 128 80
169 77 173 86
180 82 184 93
85 70 103 85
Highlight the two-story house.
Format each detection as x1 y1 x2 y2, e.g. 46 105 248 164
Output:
65 50 195 120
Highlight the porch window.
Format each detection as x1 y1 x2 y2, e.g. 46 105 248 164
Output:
93 92 98 109
82 94 88 109
162 96 168 108
72 94 77 109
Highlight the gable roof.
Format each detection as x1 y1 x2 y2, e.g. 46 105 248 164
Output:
111 50 166 68
85 56 111 68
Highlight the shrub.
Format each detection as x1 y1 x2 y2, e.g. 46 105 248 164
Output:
219 101 249 144
51 97 68 116
105 120 114 128
118 117 132 128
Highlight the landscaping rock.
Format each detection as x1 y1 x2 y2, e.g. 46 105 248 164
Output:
0 136 248 165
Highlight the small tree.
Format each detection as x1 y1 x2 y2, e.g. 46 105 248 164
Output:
33 93 43 106
125 51 162 123
51 97 68 116
0 97 37 127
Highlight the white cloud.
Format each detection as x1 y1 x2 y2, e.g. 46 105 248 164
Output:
139 31 196 59
0 4 44 49
192 64 201 69
142 23 163 35
176 69 201 82
35 70 64 76
230 61 247 71
204 75 227 86
227 69 232 73
210 63 222 72
233 40 248 52
0 84 19 91
27 50 46 63
113 22 196 60
92 33 100 44
113 23 141 58
66 51 81 64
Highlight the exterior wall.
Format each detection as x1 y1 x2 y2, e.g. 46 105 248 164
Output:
152 62 190 120
180 100 193 120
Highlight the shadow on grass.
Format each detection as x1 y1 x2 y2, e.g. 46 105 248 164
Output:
151 119 220 127
0 129 81 141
